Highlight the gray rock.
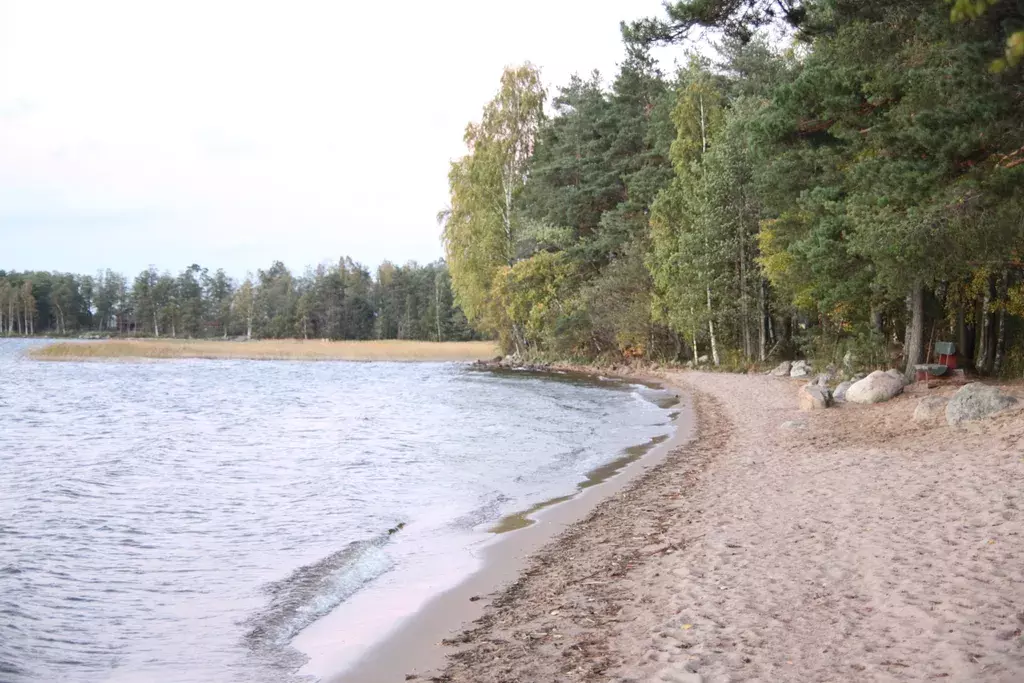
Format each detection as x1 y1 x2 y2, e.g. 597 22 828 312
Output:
833 380 853 402
885 368 910 386
780 420 807 430
945 383 1019 426
697 355 709 364
770 360 792 377
798 384 832 411
811 373 831 388
824 363 839 381
789 360 812 378
846 370 905 404
913 396 949 425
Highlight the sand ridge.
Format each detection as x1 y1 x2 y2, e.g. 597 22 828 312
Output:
433 370 1024 683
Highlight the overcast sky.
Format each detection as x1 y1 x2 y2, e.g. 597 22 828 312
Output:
0 0 680 278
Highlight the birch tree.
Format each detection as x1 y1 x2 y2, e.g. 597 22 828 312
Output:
441 64 545 352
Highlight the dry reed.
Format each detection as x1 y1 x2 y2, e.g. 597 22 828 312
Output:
30 339 500 362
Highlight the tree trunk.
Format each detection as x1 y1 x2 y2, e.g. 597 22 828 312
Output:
870 307 883 334
904 282 925 380
994 270 1009 376
154 311 160 338
706 286 720 366
739 232 750 360
979 274 996 374
758 279 768 362
956 307 967 363
689 307 698 362
435 276 443 342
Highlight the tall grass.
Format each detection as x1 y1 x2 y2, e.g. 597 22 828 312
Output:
30 339 500 362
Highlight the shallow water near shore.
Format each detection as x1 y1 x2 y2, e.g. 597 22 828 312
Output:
0 339 675 683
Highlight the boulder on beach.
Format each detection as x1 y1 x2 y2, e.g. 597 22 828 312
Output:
798 384 832 411
789 360 811 378
913 396 949 425
833 380 853 402
811 373 831 388
845 370 904 404
770 360 792 377
945 383 1019 426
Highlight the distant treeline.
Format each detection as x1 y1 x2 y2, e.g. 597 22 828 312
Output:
441 0 1024 377
0 259 479 342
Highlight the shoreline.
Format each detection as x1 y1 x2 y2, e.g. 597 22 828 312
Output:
431 370 1024 683
292 370 697 682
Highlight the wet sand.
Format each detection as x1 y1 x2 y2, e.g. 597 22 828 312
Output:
296 378 696 682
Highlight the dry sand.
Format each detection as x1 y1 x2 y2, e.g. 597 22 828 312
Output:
431 370 1024 683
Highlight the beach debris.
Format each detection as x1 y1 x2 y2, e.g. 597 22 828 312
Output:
913 396 949 425
798 384 832 411
789 360 812 378
770 360 792 377
388 522 406 535
833 381 853 402
845 370 905 404
945 383 1019 426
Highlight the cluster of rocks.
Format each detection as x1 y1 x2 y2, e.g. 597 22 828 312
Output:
768 359 909 412
771 357 1019 427
913 383 1020 427
473 355 552 373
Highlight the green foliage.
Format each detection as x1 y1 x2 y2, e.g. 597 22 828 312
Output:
442 0 1024 376
0 260 474 342
442 64 546 346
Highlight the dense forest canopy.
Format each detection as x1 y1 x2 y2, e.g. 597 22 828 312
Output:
0 259 477 342
441 0 1024 377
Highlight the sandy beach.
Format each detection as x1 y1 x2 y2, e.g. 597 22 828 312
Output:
403 369 1024 683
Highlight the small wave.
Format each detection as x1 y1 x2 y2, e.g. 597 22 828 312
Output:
448 495 511 531
244 527 402 650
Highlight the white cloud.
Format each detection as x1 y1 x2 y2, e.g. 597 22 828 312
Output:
0 0 678 277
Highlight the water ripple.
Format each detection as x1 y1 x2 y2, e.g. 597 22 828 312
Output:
0 339 672 682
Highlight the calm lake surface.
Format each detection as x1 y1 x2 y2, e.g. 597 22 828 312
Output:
0 339 675 683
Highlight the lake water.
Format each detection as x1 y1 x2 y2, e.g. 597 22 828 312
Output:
0 339 675 683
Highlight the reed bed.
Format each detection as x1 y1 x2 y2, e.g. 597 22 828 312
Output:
30 339 500 362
